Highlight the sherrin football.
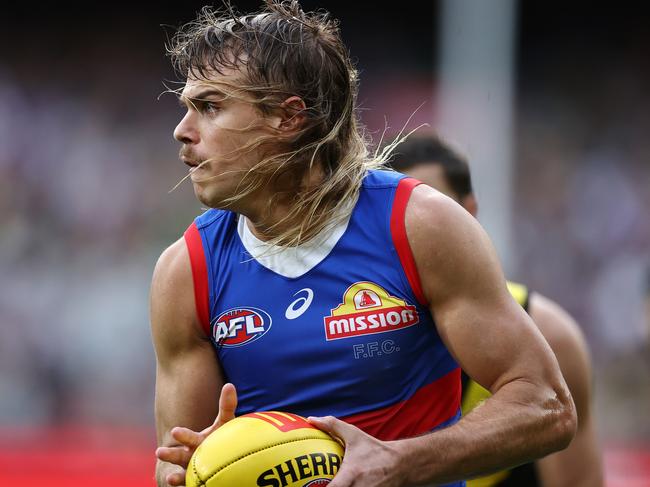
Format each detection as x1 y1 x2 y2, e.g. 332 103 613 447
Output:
186 411 344 486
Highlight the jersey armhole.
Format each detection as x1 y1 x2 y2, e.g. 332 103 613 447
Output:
390 177 428 306
183 222 211 337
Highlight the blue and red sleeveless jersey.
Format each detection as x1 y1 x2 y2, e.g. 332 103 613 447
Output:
184 169 462 484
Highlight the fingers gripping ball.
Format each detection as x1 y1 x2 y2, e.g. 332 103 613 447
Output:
186 411 344 486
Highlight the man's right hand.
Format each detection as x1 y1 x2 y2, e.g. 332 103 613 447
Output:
156 383 238 486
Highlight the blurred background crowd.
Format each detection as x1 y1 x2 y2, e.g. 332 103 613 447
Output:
0 1 648 484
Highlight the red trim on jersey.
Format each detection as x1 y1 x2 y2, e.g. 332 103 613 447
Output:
342 368 461 441
183 222 211 337
390 177 428 306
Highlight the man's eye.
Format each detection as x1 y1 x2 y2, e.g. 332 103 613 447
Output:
203 102 220 114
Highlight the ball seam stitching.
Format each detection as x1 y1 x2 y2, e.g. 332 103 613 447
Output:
201 436 338 483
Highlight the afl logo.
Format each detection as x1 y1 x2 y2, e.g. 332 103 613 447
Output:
213 307 272 347
303 480 330 486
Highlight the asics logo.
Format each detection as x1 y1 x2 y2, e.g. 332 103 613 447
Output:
285 288 314 320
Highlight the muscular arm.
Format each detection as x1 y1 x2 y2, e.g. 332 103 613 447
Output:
530 294 603 487
400 186 577 484
150 238 223 486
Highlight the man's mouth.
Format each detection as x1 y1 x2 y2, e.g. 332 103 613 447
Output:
182 157 199 168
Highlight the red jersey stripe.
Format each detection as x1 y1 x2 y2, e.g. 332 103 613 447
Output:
342 368 461 441
184 222 211 336
390 177 428 306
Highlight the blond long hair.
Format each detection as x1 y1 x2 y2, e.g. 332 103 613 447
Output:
168 1 396 246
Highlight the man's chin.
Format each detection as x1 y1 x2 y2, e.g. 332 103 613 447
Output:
194 186 229 209
195 190 217 208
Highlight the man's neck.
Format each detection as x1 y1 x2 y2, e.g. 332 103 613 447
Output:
243 199 294 243
239 163 326 243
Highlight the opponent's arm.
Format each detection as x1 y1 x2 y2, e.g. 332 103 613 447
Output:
530 294 603 487
150 238 232 487
313 186 576 486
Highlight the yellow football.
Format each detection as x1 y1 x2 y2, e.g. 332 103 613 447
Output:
186 411 344 486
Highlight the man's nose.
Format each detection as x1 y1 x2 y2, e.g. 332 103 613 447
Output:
173 111 199 145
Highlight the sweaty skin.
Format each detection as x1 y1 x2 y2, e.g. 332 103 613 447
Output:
405 158 603 487
151 239 227 486
309 186 576 486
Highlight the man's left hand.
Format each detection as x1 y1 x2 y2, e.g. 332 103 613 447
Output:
308 415 405 487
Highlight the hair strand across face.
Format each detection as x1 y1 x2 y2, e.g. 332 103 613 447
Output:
168 0 397 246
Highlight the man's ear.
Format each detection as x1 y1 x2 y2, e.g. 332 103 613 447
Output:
276 96 307 134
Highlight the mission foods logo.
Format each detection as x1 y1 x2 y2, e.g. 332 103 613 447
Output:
323 282 419 340
213 307 272 347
